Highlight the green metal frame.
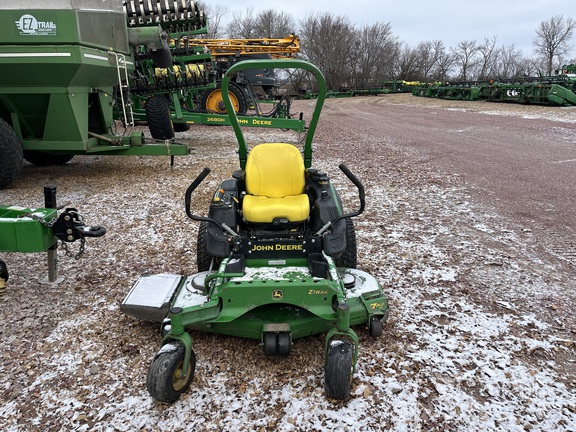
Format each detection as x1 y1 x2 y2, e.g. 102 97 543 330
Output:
162 256 388 378
0 206 57 253
221 59 327 169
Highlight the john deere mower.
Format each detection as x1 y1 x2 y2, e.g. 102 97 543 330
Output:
121 59 389 402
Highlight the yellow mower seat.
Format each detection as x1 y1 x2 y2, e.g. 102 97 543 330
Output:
243 143 310 223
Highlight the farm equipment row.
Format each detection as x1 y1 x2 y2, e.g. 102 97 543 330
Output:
0 0 304 189
299 80 421 99
412 65 576 106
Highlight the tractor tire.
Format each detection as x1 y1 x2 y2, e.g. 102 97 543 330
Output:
23 151 74 166
324 339 354 400
146 96 175 140
334 218 357 269
201 82 247 115
147 342 195 403
0 118 23 189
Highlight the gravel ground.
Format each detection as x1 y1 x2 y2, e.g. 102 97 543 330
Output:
1 94 575 431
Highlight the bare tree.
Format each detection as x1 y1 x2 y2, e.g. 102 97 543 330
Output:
252 10 296 38
416 40 446 81
226 7 258 38
227 8 296 39
494 43 525 79
201 3 228 39
451 40 479 81
394 44 421 80
533 15 576 75
432 49 455 81
298 12 357 91
351 22 397 88
477 36 498 80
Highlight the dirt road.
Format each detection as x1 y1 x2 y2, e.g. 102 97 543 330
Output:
322 94 576 264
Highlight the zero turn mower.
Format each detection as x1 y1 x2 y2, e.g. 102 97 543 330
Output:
121 59 389 402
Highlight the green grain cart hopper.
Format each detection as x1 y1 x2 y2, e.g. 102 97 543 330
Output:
0 0 198 189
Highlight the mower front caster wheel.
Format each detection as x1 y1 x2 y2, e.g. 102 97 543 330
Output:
147 343 195 403
369 316 383 338
263 333 291 356
324 339 354 400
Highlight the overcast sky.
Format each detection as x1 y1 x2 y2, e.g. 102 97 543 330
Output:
210 0 576 57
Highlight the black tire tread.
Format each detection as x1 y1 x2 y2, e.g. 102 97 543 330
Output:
146 96 175 140
23 151 74 166
147 343 195 403
0 118 23 189
334 218 357 268
324 339 354 400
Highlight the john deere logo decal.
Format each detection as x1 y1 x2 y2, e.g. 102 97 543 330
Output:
16 14 57 36
272 290 283 300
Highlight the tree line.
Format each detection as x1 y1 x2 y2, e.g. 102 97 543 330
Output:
202 4 576 91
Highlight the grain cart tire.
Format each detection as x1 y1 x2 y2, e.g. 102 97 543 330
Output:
334 218 357 269
147 343 195 403
173 123 191 132
23 151 74 166
0 260 8 282
146 96 175 140
324 339 354 400
201 82 247 115
0 118 23 189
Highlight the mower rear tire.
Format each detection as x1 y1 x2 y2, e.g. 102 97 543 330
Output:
324 339 354 400
147 342 195 403
197 221 216 272
146 96 175 140
335 218 357 269
0 118 23 189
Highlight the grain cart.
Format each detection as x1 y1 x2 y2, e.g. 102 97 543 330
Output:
0 0 200 189
121 59 389 402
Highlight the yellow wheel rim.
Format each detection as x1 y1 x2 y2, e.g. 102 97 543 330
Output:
172 361 191 391
205 89 240 113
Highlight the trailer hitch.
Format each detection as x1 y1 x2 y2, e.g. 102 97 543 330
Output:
1 186 107 284
52 208 106 243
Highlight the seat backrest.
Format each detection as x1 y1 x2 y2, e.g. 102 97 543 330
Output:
245 143 305 197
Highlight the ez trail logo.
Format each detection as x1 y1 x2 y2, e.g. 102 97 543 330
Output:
16 14 57 36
